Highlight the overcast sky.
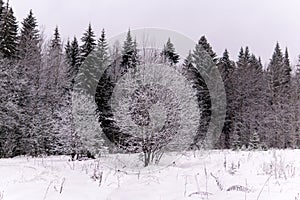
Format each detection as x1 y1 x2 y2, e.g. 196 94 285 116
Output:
10 0 300 65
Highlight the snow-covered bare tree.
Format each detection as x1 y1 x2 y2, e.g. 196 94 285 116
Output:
96 36 200 166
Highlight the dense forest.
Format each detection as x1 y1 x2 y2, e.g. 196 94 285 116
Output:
1 0 300 163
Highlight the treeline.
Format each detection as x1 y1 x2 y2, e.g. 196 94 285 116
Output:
0 0 300 158
0 1 108 157
217 44 298 150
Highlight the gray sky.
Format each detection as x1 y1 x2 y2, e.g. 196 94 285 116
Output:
10 0 300 65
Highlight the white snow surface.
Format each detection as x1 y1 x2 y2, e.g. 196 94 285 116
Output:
1 150 300 200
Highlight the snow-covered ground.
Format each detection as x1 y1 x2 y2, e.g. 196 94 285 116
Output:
1 150 300 200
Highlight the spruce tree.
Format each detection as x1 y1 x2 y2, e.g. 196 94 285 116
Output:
121 29 140 68
182 50 209 148
198 35 217 63
283 48 292 147
192 42 214 147
19 10 41 60
237 46 250 68
95 28 109 63
269 43 287 97
234 47 267 147
237 47 244 64
283 48 292 86
17 10 42 155
41 27 70 155
249 54 263 71
218 49 235 148
161 38 179 65
76 28 110 96
50 26 61 49
47 26 63 85
67 37 81 68
0 3 18 59
266 43 293 148
218 49 234 81
65 39 71 61
122 29 133 65
66 36 81 88
80 23 96 63
183 50 193 67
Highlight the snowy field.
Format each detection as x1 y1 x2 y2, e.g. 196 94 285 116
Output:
1 150 300 200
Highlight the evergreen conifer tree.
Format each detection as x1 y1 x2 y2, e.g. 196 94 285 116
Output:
96 28 109 63
17 10 42 155
121 29 140 68
50 26 61 49
161 38 179 65
66 36 81 88
0 3 18 59
80 23 96 63
218 49 235 148
283 47 292 86
19 10 41 60
237 46 250 68
65 39 71 62
183 50 193 67
198 35 217 63
192 42 215 147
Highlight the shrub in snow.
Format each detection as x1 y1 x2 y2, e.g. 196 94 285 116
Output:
226 185 251 192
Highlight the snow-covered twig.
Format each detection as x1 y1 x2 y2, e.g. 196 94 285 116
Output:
204 166 208 199
98 171 103 187
245 179 247 200
256 175 272 200
0 191 4 200
210 172 223 191
59 178 66 194
43 180 54 200
188 191 212 197
194 173 200 194
183 175 188 197
227 185 251 193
